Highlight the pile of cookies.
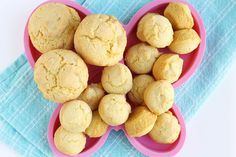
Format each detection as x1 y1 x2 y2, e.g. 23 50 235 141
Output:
29 2 200 156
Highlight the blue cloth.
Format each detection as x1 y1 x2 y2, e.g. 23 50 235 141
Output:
0 0 236 156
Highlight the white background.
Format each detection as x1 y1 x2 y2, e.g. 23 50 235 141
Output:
0 1 236 157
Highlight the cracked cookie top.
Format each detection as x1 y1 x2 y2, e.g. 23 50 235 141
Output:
74 14 127 66
34 49 88 103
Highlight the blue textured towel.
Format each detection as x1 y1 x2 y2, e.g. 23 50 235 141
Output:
0 0 236 156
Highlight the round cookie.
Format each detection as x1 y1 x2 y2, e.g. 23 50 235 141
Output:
164 2 194 30
137 13 173 48
125 106 157 137
34 49 88 103
74 14 127 66
98 94 131 126
78 83 105 111
125 43 161 74
60 100 92 133
168 29 201 54
128 75 155 104
144 80 174 115
28 3 80 53
85 111 109 138
54 126 86 156
101 63 133 94
149 112 181 144
152 54 183 83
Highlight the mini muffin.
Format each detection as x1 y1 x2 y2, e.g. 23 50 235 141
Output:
125 43 161 74
85 111 109 138
152 54 183 83
74 14 127 66
128 75 155 104
54 126 86 156
144 80 174 115
125 106 157 137
34 49 88 103
28 3 80 53
164 2 194 30
149 112 181 144
101 63 133 94
98 94 131 126
168 29 201 54
60 100 92 133
137 13 173 48
78 83 105 111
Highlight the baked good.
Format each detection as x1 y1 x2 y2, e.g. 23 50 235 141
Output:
164 2 194 30
78 83 105 111
125 106 157 137
54 126 86 155
85 111 109 138
144 80 174 115
101 63 132 94
28 3 80 53
137 13 173 48
98 94 131 126
149 112 181 144
125 43 161 74
128 75 154 104
168 29 201 54
34 49 88 103
74 14 127 66
60 100 92 133
152 54 183 83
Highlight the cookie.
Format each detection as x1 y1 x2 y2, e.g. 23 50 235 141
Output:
125 43 161 74
60 100 92 133
28 3 80 53
85 111 109 138
164 2 194 30
149 112 181 144
74 14 127 66
98 94 131 126
78 83 105 111
168 29 201 54
144 80 174 115
137 13 173 48
125 106 157 137
34 49 88 103
54 126 86 156
152 54 183 83
101 63 133 94
128 75 154 104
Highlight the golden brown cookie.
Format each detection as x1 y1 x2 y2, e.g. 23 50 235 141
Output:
28 3 80 53
125 106 157 137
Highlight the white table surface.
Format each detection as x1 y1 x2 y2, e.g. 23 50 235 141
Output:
0 1 236 157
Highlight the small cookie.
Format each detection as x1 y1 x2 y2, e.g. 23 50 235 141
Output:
54 126 86 156
60 100 92 133
128 75 155 104
28 3 80 53
98 94 131 126
101 63 133 94
137 13 173 48
34 49 88 103
149 112 181 144
125 106 157 137
74 14 127 66
125 43 161 74
85 111 109 138
144 80 174 115
78 83 105 111
168 29 201 54
164 2 194 30
152 54 183 83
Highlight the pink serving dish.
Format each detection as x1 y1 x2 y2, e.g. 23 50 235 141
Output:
24 0 206 156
